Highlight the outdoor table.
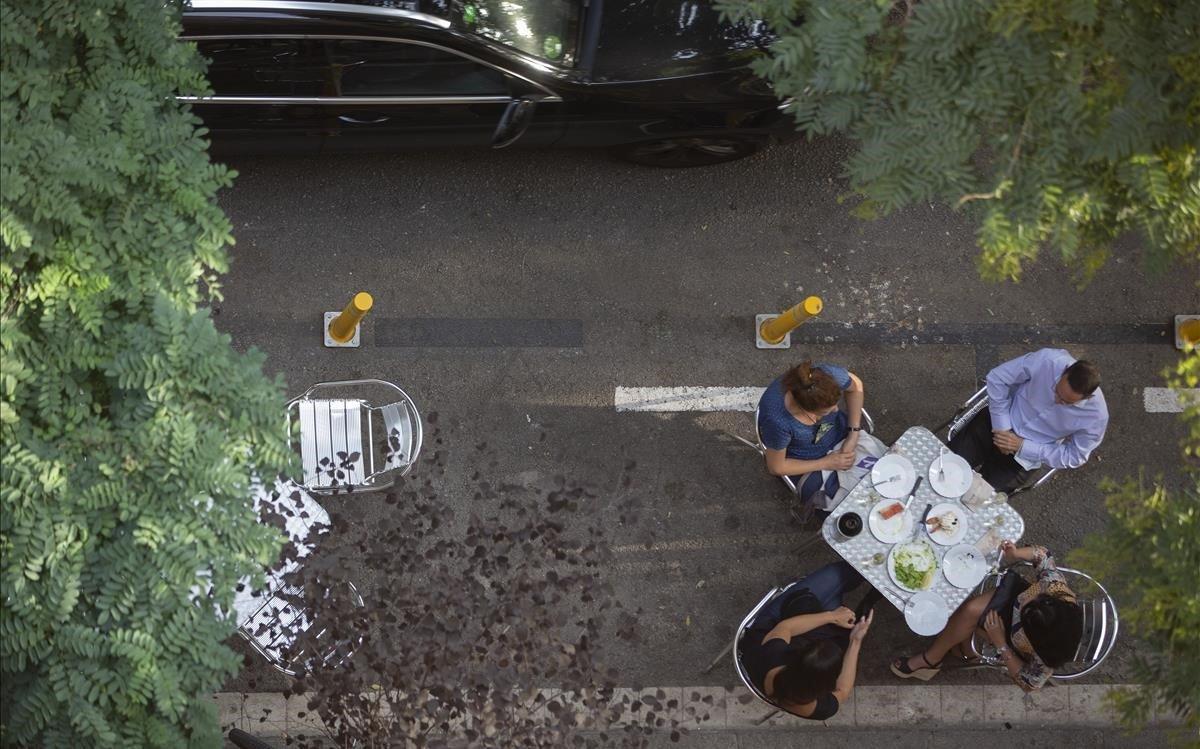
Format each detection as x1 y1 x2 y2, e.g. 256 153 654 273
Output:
821 426 1026 625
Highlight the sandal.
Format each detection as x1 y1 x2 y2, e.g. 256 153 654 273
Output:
890 652 943 681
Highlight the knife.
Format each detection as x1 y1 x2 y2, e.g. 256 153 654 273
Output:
912 502 933 542
901 476 924 510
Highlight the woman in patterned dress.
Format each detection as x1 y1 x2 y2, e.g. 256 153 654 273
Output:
889 541 1083 690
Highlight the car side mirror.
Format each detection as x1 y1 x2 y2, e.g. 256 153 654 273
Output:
491 96 543 149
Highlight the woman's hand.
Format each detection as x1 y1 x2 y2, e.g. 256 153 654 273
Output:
983 610 1007 647
849 609 874 644
999 540 1019 567
825 451 855 472
828 606 856 629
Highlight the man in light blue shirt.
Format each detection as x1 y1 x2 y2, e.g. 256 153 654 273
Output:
950 348 1108 493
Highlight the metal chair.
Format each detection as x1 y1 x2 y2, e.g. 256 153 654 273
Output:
287 378 423 494
945 387 1057 495
701 581 804 725
234 479 366 676
962 563 1119 683
730 403 876 526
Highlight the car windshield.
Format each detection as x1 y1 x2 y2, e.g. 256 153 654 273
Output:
447 0 581 65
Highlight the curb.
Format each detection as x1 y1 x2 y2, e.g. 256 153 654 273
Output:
215 683 1183 738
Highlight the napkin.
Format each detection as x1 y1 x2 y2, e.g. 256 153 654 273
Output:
975 528 1001 556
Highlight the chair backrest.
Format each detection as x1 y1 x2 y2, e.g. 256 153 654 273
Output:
1049 567 1119 680
379 397 422 475
947 387 989 442
733 582 802 705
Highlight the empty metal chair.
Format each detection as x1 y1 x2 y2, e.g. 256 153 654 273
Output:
945 387 1057 495
963 564 1119 683
233 479 365 676
287 378 423 493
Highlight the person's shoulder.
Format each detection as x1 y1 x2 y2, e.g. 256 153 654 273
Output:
759 378 786 408
1084 387 1109 420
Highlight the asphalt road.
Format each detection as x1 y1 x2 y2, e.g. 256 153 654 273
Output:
212 139 1196 695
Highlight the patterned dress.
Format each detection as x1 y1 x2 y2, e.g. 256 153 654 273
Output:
1009 546 1077 690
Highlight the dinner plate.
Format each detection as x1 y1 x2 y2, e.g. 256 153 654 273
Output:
871 454 916 499
868 499 914 543
924 502 968 546
904 591 950 636
887 540 939 593
943 544 989 589
928 452 973 498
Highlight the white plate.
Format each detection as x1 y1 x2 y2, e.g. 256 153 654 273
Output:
924 502 968 546
871 454 916 499
868 499 914 543
904 591 950 636
943 544 989 589
887 540 939 593
928 452 973 498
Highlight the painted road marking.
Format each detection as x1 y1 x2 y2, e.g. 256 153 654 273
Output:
614 386 763 412
1143 387 1199 413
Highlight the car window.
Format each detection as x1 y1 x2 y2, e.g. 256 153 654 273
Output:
197 39 332 96
326 40 509 97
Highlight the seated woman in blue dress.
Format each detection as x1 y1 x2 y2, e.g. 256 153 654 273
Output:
742 562 877 720
757 361 867 512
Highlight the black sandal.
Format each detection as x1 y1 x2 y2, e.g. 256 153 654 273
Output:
890 652 943 681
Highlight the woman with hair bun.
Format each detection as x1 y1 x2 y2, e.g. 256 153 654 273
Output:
890 542 1083 690
756 361 871 512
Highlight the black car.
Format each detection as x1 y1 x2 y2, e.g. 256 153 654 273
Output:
179 0 792 166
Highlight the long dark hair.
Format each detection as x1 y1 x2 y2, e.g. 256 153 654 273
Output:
771 639 843 704
781 362 842 411
1022 595 1084 668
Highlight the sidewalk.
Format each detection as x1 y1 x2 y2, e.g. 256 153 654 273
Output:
215 683 1185 743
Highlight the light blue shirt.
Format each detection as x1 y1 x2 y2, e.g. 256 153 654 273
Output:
986 348 1108 470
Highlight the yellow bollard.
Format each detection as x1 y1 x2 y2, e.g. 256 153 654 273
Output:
759 296 823 345
327 292 373 344
1180 318 1200 348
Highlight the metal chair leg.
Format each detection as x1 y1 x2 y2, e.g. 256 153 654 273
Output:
728 433 764 453
701 640 735 675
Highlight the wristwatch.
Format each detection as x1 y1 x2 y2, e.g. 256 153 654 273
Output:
849 426 863 432
995 645 1010 658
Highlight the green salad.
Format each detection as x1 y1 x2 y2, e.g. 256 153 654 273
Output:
893 542 937 590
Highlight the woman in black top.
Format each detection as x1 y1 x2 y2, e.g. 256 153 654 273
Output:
742 561 877 720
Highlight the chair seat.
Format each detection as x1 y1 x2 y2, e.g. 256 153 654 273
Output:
297 398 367 488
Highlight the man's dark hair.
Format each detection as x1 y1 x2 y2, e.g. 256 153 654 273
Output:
772 639 843 704
1022 595 1084 668
1065 360 1101 396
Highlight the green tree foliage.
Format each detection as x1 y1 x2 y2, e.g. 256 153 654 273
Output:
717 0 1200 281
1070 349 1199 737
0 0 292 745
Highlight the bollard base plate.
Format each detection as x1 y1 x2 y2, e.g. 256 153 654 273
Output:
1176 314 1199 351
755 314 791 349
324 311 361 348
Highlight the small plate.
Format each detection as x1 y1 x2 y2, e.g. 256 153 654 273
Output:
928 452 973 498
943 544 988 589
868 499 913 543
924 502 968 546
887 540 939 593
871 454 916 499
904 591 950 636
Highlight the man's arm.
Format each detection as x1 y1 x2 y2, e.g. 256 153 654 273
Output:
985 352 1041 432
1016 416 1108 470
842 372 864 454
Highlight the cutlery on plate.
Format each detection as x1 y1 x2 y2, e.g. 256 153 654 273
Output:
876 473 904 485
900 476 924 510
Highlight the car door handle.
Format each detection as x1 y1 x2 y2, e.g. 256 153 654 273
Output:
338 114 389 125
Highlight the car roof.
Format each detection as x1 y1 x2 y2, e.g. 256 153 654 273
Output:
184 0 451 30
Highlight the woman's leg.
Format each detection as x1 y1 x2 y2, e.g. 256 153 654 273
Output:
795 560 865 611
904 590 995 670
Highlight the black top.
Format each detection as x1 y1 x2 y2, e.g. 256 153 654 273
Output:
741 590 841 721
